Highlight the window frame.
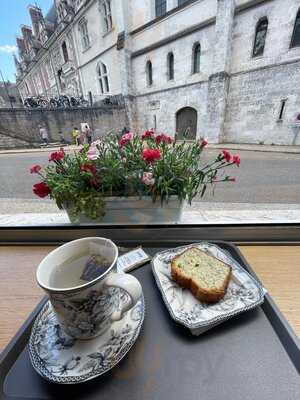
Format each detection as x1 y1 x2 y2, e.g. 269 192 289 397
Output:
99 0 113 34
192 42 201 74
61 41 69 63
277 98 287 122
1 223 300 244
155 0 167 18
146 60 153 86
167 52 175 81
252 17 268 58
290 8 300 48
97 61 110 94
78 18 90 51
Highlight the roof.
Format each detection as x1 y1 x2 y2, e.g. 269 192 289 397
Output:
45 3 57 26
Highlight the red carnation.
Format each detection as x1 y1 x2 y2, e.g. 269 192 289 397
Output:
155 133 172 144
232 154 241 167
199 139 208 148
80 163 97 175
33 182 51 198
30 165 41 174
142 130 154 139
49 150 65 162
119 132 133 147
222 150 232 163
142 148 161 163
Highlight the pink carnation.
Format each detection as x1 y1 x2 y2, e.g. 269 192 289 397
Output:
119 132 134 147
142 172 155 186
87 147 98 160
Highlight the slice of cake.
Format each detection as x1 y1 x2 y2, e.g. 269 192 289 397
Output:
171 247 231 303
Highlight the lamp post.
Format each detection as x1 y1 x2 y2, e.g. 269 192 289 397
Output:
0 68 14 109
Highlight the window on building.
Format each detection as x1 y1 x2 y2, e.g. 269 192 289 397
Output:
192 42 201 74
178 0 189 6
46 59 53 77
100 0 113 33
61 41 69 63
252 17 268 57
278 99 287 121
167 52 174 80
146 61 153 86
155 0 167 18
291 8 300 48
98 62 110 94
79 18 90 51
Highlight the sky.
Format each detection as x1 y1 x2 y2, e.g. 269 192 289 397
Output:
0 0 53 83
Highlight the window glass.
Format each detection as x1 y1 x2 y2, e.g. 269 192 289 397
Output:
98 62 110 93
253 18 268 57
100 0 113 32
1 1 300 229
155 0 167 18
146 61 153 85
192 43 201 73
167 52 174 80
61 41 69 63
291 9 300 48
79 19 90 50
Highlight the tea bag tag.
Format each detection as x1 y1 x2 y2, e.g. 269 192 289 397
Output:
117 247 151 273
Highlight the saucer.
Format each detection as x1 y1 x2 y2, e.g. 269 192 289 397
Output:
152 242 265 335
29 290 145 384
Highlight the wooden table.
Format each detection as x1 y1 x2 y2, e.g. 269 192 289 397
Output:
0 244 299 353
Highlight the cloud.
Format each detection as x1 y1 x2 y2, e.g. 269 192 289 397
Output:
0 45 17 54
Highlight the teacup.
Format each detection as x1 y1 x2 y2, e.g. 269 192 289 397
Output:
36 237 142 339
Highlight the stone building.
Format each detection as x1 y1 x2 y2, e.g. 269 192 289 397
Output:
15 0 300 145
0 81 22 108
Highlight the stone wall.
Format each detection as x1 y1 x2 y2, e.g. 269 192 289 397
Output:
0 106 127 147
225 61 300 145
134 81 208 137
0 133 32 149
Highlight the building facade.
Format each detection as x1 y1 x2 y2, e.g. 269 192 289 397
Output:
15 0 300 144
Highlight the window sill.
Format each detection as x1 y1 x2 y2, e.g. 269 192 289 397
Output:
102 27 114 38
251 55 264 60
1 203 300 227
82 45 92 53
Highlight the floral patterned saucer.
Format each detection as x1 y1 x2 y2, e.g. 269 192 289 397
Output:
29 290 145 384
152 242 265 335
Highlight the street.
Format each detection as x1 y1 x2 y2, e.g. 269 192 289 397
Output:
0 149 299 214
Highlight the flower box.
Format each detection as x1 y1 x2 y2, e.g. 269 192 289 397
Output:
30 131 240 224
65 196 184 224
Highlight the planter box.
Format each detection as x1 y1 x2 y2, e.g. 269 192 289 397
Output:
65 196 184 224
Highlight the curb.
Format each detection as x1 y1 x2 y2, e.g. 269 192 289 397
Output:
0 145 76 155
207 144 300 155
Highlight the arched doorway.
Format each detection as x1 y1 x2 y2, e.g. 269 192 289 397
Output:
176 107 197 139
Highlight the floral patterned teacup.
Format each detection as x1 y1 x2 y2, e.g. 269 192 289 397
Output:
36 237 142 339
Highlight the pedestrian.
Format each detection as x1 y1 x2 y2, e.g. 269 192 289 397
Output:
39 125 49 145
59 131 66 144
72 127 80 146
85 124 92 145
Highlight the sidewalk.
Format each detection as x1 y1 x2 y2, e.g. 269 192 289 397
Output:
0 142 300 155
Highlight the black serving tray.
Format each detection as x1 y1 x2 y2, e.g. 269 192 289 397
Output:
0 241 299 400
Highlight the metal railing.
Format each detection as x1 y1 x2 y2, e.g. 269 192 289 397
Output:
21 94 125 110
